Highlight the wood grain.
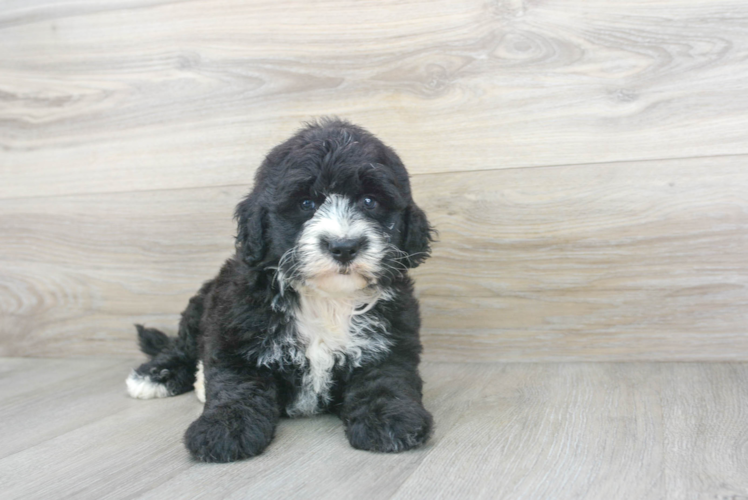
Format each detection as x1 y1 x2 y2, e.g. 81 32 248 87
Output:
0 186 239 357
1 0 748 361
1 155 746 360
661 364 748 499
392 363 666 499
1 358 747 499
2 0 748 198
414 155 748 361
0 358 136 459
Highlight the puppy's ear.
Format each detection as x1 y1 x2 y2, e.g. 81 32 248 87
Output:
234 192 267 266
402 203 435 268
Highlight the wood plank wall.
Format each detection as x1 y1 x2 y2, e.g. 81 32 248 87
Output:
1 0 747 360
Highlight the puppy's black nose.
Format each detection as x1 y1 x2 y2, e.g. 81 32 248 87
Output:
327 238 363 264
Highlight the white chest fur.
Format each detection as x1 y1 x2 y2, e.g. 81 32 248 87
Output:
285 288 391 417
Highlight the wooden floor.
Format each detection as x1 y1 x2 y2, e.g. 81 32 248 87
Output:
1 357 747 500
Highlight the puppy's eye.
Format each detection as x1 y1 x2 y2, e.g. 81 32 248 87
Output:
362 197 378 210
300 199 316 211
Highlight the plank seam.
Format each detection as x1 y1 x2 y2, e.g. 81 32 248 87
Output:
1 152 746 202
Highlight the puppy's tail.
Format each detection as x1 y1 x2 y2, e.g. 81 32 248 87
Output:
127 323 199 400
135 324 173 358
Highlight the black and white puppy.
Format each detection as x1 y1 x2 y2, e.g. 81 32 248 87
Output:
126 118 434 462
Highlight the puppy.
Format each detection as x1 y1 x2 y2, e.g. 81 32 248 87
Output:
126 118 434 462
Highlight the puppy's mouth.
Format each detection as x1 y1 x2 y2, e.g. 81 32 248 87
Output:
305 267 371 295
320 261 371 281
337 264 352 275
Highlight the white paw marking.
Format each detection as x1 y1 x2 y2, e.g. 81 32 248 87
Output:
126 370 170 399
194 361 206 403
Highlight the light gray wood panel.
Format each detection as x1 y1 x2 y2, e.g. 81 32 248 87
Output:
0 357 121 403
392 363 665 500
0 385 203 500
1 155 747 360
0 357 136 458
661 364 748 499
413 155 748 361
1 359 747 499
0 185 240 357
2 0 748 198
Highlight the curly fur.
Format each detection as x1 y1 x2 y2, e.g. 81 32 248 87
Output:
126 118 435 462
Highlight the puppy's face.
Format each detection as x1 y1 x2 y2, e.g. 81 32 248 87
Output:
292 194 388 292
279 190 397 295
235 119 433 295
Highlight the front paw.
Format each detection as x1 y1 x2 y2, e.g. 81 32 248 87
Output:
345 398 433 453
184 407 275 462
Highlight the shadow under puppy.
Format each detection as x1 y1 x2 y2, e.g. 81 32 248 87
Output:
126 118 435 462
